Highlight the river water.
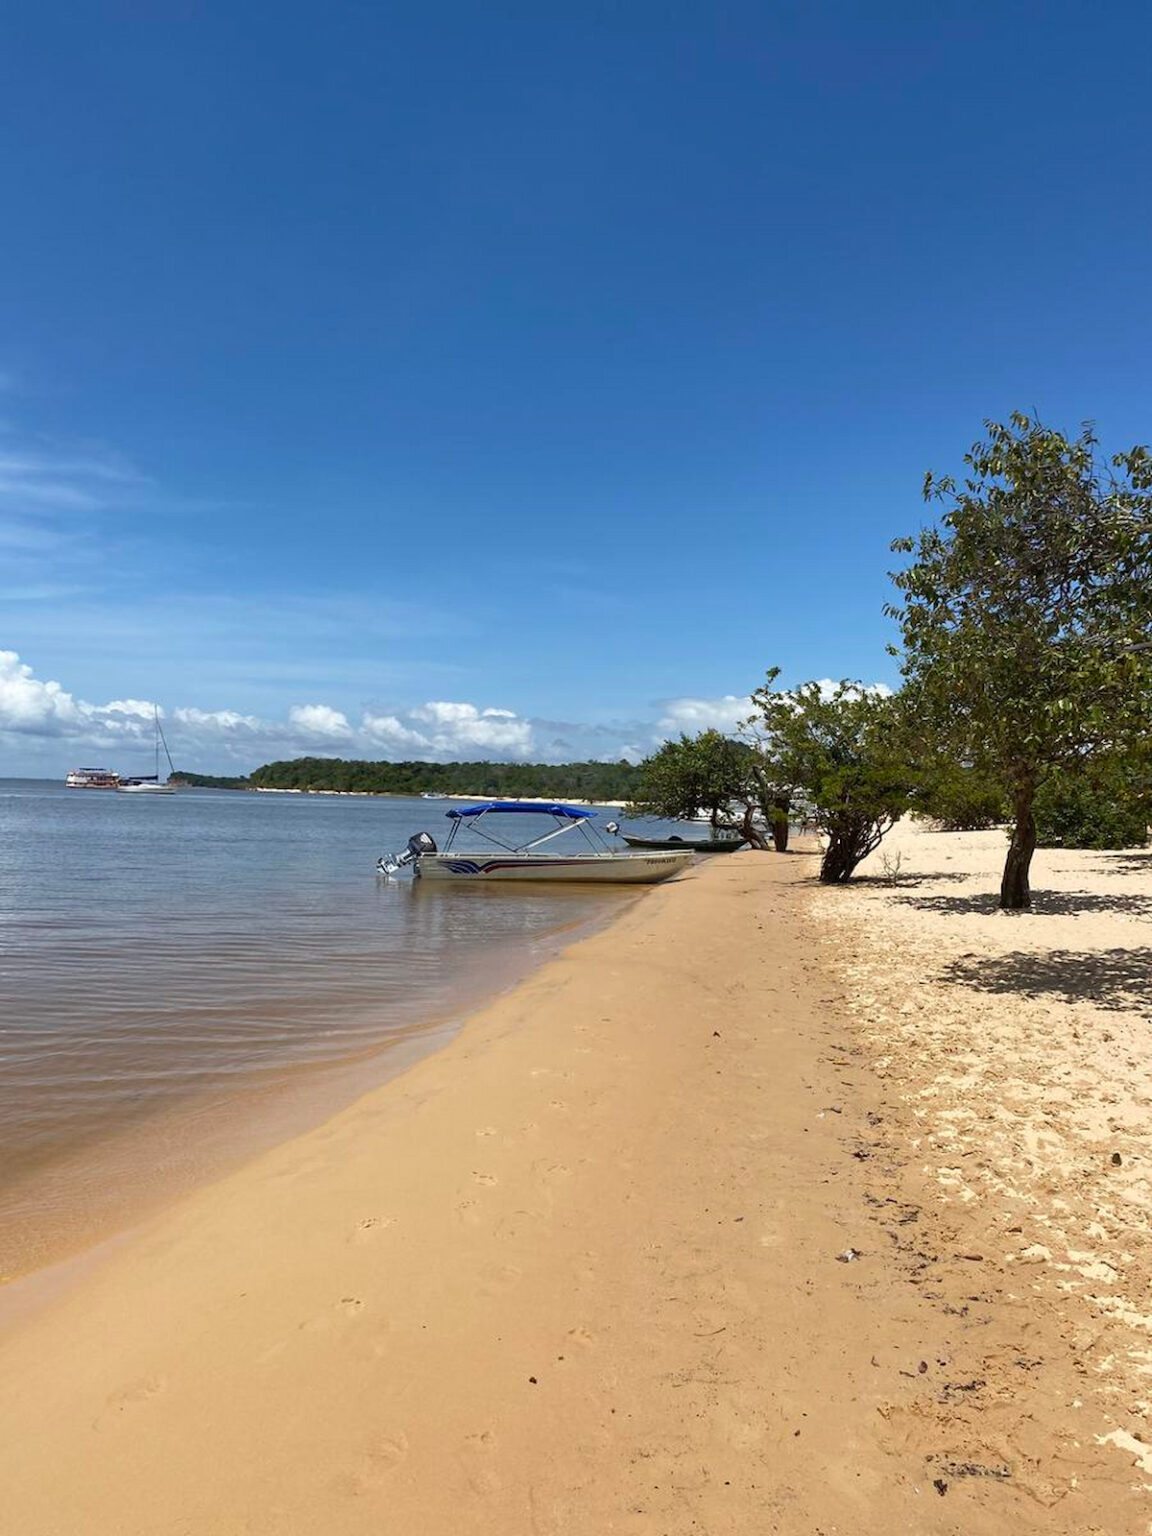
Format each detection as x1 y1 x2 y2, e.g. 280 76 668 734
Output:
0 782 649 1276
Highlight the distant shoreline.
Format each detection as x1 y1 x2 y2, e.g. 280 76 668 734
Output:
249 787 627 805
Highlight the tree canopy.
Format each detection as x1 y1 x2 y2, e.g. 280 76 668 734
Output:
750 677 912 882
890 414 1152 907
631 730 749 827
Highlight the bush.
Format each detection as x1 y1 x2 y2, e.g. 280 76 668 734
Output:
916 763 1007 831
1034 769 1150 849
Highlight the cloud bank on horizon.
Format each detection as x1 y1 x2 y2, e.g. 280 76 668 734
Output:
0 649 743 771
0 650 895 775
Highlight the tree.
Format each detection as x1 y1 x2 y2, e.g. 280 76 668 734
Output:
631 730 769 846
915 758 1007 831
1034 752 1152 850
890 415 1152 908
750 677 912 883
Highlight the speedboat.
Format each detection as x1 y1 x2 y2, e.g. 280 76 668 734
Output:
379 801 694 884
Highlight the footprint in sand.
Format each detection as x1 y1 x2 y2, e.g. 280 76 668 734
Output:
93 1374 167 1430
472 1170 499 1186
298 1296 365 1332
460 1429 501 1494
549 1099 569 1112
566 1325 595 1348
456 1198 483 1226
477 1262 523 1295
475 1126 498 1137
332 1431 410 1496
351 1215 396 1243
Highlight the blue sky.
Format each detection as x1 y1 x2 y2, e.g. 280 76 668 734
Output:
3 1 1151 772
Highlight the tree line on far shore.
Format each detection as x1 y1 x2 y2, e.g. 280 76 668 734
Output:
172 758 642 801
630 415 1152 909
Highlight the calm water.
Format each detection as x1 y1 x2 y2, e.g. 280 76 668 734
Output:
0 782 646 1276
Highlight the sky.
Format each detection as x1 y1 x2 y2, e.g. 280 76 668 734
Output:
3 1 1151 774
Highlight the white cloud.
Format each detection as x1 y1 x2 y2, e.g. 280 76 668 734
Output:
0 652 154 741
409 700 535 757
0 650 84 733
287 703 353 740
658 694 753 734
171 706 266 735
362 712 429 749
0 652 542 769
810 678 894 700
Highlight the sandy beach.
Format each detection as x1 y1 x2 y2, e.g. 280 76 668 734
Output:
1 842 1149 1533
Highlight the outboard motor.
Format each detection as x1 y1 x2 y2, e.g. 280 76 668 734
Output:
377 830 437 876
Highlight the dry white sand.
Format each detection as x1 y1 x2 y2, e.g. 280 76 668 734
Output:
820 820 1152 1503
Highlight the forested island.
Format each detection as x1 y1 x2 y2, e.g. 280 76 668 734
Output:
172 757 641 801
170 771 253 790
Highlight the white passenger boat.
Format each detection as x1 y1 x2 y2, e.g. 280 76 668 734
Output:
65 767 121 789
379 801 693 884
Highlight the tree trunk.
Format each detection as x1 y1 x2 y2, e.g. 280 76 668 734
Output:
771 804 789 852
738 803 769 851
819 834 859 883
1000 782 1037 910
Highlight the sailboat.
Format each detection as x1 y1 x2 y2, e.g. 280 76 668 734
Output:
117 706 177 795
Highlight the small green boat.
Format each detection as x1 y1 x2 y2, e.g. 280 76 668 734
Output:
620 833 747 854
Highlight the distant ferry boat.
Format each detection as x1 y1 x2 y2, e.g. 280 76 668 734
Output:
65 768 121 789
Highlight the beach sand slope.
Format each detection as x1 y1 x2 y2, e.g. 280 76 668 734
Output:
0 851 1140 1532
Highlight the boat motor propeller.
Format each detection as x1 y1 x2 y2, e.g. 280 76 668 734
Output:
377 830 437 875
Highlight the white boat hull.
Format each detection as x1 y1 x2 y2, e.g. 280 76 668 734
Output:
117 782 176 795
416 851 692 884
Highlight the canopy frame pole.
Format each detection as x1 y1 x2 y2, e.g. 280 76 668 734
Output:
519 818 582 853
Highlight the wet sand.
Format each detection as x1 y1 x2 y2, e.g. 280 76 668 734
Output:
0 848 1146 1532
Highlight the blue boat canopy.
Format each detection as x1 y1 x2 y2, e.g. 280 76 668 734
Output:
446 800 596 820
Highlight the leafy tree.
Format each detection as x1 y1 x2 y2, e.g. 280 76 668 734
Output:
750 677 912 882
890 415 1152 908
631 730 762 839
915 759 1007 831
1034 754 1151 850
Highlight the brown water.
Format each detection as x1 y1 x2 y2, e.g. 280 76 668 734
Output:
0 783 642 1276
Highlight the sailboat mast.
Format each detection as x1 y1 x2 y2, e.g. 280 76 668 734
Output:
155 706 176 780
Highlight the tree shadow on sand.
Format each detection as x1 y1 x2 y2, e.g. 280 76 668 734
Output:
898 889 1152 919
1091 851 1152 876
850 871 972 889
940 947 1152 1014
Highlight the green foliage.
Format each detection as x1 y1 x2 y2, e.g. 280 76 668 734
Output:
246 757 641 800
915 761 1007 831
890 414 1152 907
1034 763 1151 850
630 730 750 826
169 770 251 790
750 677 913 883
